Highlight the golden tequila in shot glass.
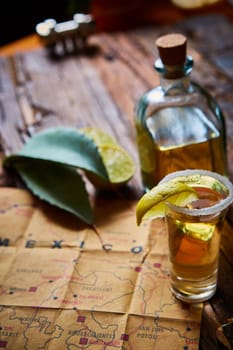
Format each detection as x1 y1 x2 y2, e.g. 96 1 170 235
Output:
161 169 233 303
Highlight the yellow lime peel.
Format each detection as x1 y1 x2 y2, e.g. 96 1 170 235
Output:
136 180 198 225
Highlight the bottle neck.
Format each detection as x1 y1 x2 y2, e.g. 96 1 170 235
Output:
154 56 194 94
159 75 192 95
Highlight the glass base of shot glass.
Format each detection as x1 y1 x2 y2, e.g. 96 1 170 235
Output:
169 269 217 303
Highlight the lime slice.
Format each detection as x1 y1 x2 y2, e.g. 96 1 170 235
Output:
99 144 135 184
136 180 198 225
80 127 136 188
80 127 117 147
177 221 215 241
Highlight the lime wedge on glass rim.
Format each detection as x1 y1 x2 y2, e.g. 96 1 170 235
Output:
136 180 198 225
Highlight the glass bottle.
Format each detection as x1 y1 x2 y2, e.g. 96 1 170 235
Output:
135 33 228 191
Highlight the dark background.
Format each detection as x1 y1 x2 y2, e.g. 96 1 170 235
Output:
1 0 233 47
0 0 91 46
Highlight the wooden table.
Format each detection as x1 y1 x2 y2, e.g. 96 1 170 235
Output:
0 10 233 350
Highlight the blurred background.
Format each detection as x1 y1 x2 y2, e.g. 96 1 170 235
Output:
0 0 87 46
0 0 232 46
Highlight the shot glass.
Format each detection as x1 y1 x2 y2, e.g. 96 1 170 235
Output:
160 169 233 303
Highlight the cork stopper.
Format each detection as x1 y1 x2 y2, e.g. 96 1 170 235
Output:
155 33 187 66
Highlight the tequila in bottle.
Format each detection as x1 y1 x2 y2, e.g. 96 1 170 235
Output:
135 33 227 191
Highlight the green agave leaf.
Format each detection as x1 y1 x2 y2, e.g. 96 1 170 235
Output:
12 158 93 224
4 127 109 181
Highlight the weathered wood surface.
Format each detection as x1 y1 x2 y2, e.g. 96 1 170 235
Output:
0 13 233 350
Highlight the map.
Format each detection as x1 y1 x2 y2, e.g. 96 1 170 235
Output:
0 187 202 349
